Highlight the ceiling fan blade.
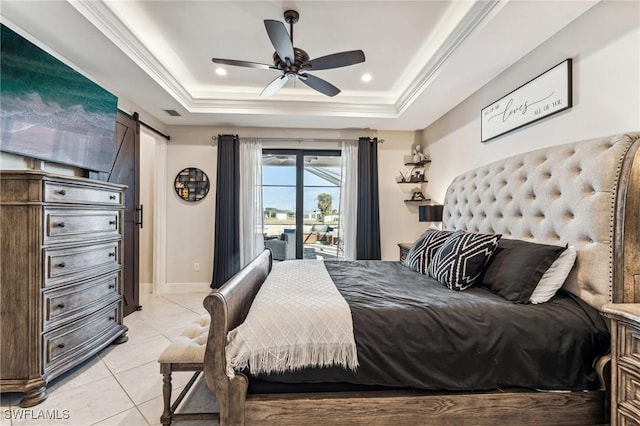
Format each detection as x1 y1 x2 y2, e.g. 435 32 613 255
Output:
303 50 365 71
211 58 277 70
261 75 289 97
298 73 340 97
264 20 295 65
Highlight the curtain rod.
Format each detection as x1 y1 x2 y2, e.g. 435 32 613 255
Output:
118 109 171 141
211 136 384 143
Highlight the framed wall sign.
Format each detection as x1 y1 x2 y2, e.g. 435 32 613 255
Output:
481 59 572 143
174 167 210 202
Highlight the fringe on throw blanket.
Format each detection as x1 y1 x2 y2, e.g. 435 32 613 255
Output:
230 342 359 375
226 260 358 377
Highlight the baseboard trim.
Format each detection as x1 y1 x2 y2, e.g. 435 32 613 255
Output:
140 282 153 294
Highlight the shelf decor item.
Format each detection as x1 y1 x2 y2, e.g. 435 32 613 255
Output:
481 58 572 142
411 191 426 201
174 167 210 202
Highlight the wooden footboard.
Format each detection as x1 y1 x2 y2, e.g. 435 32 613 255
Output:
203 249 272 425
202 249 607 426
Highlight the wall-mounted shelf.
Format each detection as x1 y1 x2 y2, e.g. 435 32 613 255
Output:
404 160 431 167
400 153 431 207
397 179 428 184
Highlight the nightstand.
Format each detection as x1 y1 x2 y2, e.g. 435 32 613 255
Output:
602 303 640 425
398 243 412 262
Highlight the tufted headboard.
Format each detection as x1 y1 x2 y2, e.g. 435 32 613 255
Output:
442 132 640 309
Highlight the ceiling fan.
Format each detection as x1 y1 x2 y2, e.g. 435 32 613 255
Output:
212 10 365 97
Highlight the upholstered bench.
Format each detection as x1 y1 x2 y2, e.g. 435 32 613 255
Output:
158 314 219 425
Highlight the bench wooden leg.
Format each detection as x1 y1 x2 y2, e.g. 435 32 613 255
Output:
161 364 173 425
160 364 219 425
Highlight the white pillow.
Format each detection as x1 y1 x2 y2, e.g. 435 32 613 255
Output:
529 246 577 304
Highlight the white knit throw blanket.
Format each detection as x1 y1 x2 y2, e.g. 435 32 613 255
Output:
226 260 358 377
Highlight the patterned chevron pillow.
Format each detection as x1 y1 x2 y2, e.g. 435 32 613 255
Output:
428 231 502 291
403 229 458 274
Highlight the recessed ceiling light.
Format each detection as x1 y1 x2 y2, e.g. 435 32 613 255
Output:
361 73 372 82
215 67 227 76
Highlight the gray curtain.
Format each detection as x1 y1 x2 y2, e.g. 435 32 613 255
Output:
355 137 381 260
211 134 240 288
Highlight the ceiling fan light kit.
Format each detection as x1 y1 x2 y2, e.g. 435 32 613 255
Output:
212 9 365 97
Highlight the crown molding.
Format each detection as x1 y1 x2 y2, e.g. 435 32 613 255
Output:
395 0 504 114
68 0 194 108
188 97 398 117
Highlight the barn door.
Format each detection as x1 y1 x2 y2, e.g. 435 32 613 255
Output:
110 111 141 316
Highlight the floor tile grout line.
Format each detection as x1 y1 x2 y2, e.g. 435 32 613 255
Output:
88 405 149 426
109 367 147 421
158 293 209 312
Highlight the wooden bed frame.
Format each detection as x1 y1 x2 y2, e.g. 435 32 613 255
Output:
203 133 640 425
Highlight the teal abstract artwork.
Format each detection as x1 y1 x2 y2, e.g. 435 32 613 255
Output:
0 24 118 172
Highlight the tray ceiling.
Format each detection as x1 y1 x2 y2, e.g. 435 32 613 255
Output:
1 1 599 130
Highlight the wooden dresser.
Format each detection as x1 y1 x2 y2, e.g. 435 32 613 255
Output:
603 304 640 425
0 170 128 407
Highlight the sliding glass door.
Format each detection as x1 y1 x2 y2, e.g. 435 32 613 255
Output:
262 149 342 260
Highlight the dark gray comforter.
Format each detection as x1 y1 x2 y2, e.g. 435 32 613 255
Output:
249 261 610 392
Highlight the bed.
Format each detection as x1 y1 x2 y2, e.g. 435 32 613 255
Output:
203 132 640 425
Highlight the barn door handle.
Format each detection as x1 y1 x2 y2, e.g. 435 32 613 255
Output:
135 205 144 229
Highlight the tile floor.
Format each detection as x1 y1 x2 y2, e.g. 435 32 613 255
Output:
1 291 216 426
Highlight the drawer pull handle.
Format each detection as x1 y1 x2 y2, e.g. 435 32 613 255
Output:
109 316 115 321
58 190 66 196
57 303 65 308
58 343 65 349
108 284 115 289
109 195 116 200
56 222 66 228
58 262 66 268
109 220 116 226
108 252 116 257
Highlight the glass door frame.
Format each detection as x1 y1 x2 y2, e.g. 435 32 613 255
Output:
262 148 341 259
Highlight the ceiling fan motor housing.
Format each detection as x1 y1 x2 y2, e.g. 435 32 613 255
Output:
273 48 309 73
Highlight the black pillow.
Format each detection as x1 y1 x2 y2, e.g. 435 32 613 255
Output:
480 238 566 303
403 229 457 274
428 231 501 291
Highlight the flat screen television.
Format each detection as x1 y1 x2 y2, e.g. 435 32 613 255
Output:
0 24 118 173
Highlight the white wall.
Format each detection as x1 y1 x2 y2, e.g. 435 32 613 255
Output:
422 0 640 204
164 127 217 291
162 126 417 289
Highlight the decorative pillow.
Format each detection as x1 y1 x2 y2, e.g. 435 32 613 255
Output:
529 246 577 304
480 238 566 303
403 229 457 274
428 232 501 291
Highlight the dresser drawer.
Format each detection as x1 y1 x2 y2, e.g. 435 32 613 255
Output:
619 365 640 411
43 272 120 331
44 302 120 368
398 243 411 263
619 321 640 369
44 181 122 206
45 241 120 286
45 209 120 244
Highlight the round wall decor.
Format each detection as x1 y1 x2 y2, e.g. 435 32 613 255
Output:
174 167 210 202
